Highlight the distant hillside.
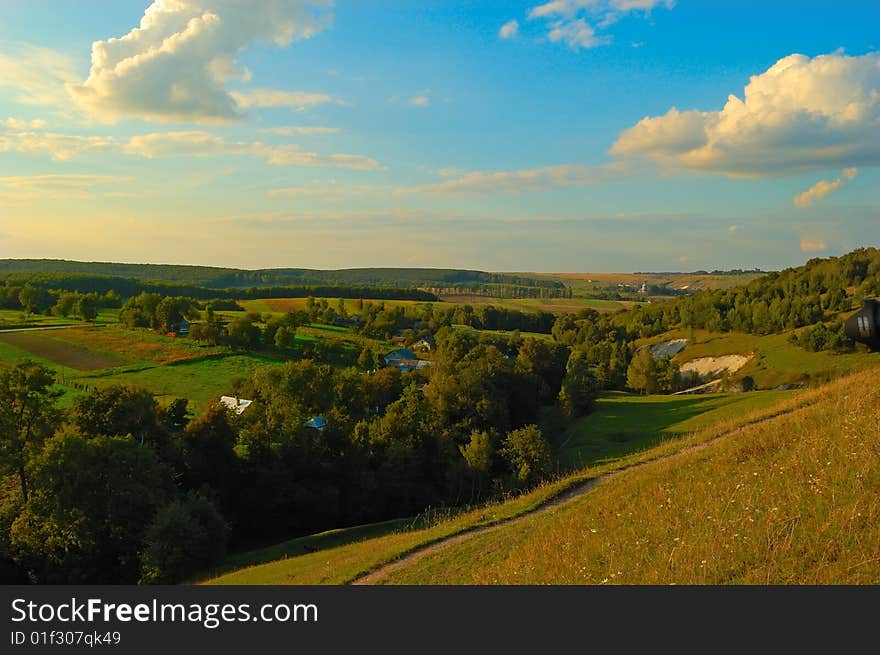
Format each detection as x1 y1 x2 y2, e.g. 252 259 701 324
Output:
0 259 564 291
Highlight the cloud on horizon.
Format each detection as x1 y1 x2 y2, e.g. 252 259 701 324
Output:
124 130 385 170
411 161 626 194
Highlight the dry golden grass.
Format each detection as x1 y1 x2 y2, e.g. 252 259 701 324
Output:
381 367 880 584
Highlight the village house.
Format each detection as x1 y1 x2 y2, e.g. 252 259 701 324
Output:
412 336 436 352
383 348 434 373
219 395 253 414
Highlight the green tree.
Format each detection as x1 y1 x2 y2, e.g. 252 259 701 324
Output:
460 430 494 502
274 325 297 350
52 292 78 318
139 492 227 584
226 317 261 349
626 348 659 395
558 350 599 417
501 425 553 488
0 361 60 502
357 346 374 370
70 385 166 451
74 294 99 321
10 433 173 583
18 284 51 315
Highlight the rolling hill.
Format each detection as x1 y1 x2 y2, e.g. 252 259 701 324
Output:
202 364 880 585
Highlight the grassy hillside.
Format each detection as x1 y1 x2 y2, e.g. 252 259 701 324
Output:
537 271 764 293
556 390 795 469
201 379 834 585
642 328 878 389
378 366 880 584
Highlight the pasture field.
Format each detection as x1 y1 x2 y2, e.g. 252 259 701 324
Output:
642 329 879 389
0 309 74 330
47 325 228 364
76 354 282 409
242 298 428 315
240 296 633 318
378 366 880 585
556 390 795 469
535 271 763 293
201 378 826 585
0 324 279 409
436 295 633 314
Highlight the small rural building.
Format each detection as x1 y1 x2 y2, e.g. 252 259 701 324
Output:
384 348 417 366
219 396 253 414
305 416 326 431
412 336 436 352
383 348 435 373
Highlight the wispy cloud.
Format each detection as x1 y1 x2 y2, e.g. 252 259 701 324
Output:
409 94 431 108
0 44 79 107
411 162 625 194
123 130 385 170
258 126 340 136
513 0 673 51
800 238 828 253
499 20 520 40
230 89 335 111
0 121 116 161
0 174 130 200
793 167 858 208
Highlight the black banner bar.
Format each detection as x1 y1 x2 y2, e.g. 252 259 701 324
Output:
2 585 877 653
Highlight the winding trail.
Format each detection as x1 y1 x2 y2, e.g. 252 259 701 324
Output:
351 400 813 585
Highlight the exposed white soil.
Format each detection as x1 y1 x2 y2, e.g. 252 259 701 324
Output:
680 354 752 378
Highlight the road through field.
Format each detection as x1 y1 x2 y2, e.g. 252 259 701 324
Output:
351 401 815 585
0 324 81 333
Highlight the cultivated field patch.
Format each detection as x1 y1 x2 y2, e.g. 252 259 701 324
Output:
49 325 226 364
0 331 124 371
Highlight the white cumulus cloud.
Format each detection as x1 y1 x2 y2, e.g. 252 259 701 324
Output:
68 0 333 123
612 52 880 176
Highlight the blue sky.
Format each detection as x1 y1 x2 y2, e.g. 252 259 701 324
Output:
1 0 878 272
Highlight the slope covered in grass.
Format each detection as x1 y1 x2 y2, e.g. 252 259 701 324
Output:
556 390 795 469
201 381 831 585
381 366 880 584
